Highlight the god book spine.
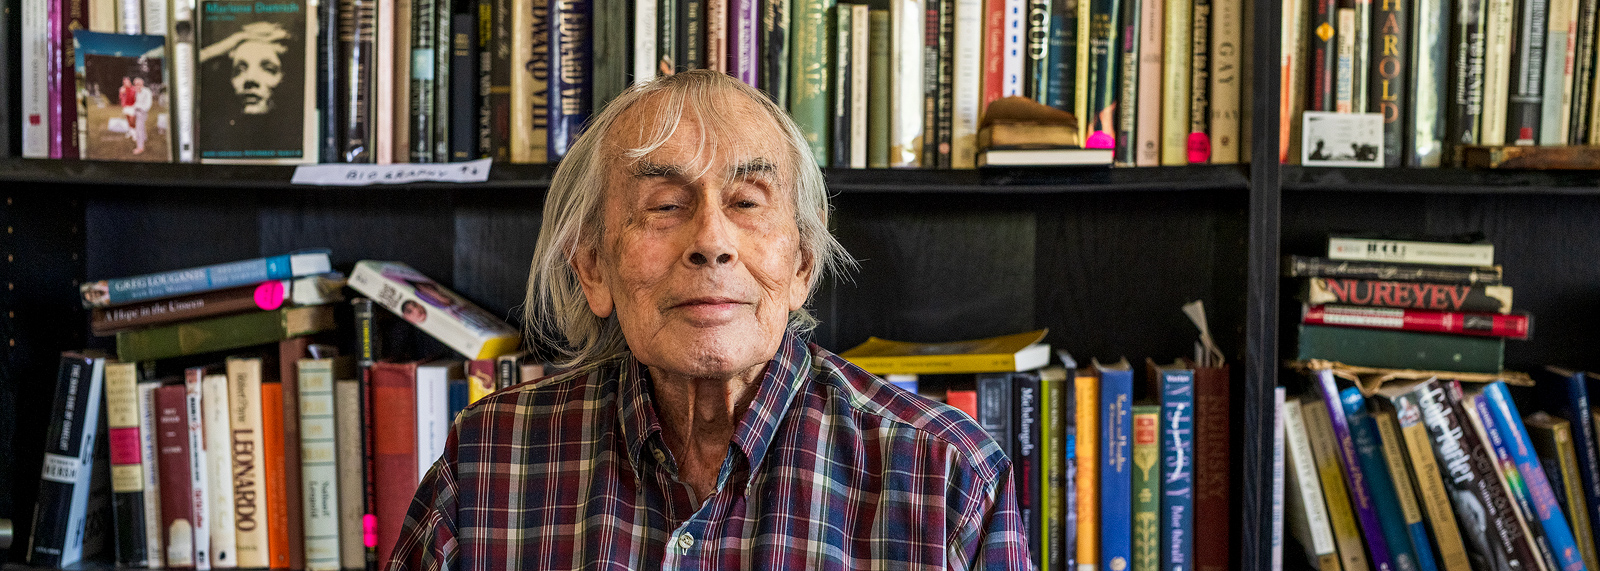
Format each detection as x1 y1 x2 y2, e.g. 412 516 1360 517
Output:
1206 0 1239 163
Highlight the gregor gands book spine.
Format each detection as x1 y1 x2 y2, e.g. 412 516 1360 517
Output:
80 250 333 308
27 354 107 568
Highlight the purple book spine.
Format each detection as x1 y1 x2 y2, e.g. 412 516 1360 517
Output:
731 0 759 85
46 0 62 158
1312 368 1396 571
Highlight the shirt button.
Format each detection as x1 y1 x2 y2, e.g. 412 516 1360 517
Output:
653 449 666 463
677 533 695 549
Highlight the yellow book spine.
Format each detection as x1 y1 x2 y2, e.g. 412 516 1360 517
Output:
1553 423 1600 571
1076 370 1100 569
1397 411 1473 571
1301 400 1372 571
1160 0 1191 165
842 354 1021 375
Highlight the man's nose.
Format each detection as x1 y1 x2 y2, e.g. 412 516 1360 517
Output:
685 205 736 267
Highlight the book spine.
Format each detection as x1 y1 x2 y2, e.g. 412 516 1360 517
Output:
1013 372 1043 568
1468 393 1561 571
299 360 342 571
1076 369 1101 570
976 373 1012 473
680 0 703 67
1160 0 1190 164
1004 0 1024 97
1450 0 1488 151
1281 0 1306 163
1048 0 1076 110
340 0 374 162
83 251 329 308
1043 371 1068 571
335 380 365 570
370 363 420 568
261 383 290 569
760 0 789 102
1302 305 1530 339
1326 237 1495 268
659 0 678 74
317 0 339 162
1102 368 1133 571
731 0 759 84
1084 0 1120 149
1134 0 1162 165
1550 371 1600 565
1064 369 1078 571
952 0 983 167
1572 0 1598 142
433 0 451 163
1310 0 1335 110
416 364 450 478
114 307 336 363
832 6 854 167
1412 0 1449 165
391 0 412 162
850 4 869 167
791 0 834 165
1389 392 1474 571
1303 278 1513 315
451 15 477 161
1309 369 1396 571
21 0 49 158
1285 255 1504 285
1207 0 1238 163
1371 0 1407 166
983 0 1005 106
106 362 149 568
1528 415 1600 571
1481 0 1515 144
592 0 629 106
138 380 165 568
1353 0 1372 112
200 375 237 569
1281 400 1342 571
170 0 197 161
156 384 198 569
225 359 267 568
868 8 891 167
1076 0 1090 136
1132 406 1162 571
410 0 435 163
1186 0 1209 162
1297 324 1506 373
27 355 105 568
1194 365 1230 571
1273 388 1287 571
1160 369 1194 571
1482 383 1587 571
937 0 956 167
1115 0 1140 165
1541 0 1576 145
486 0 511 160
527 0 553 162
278 340 310 571
90 283 285 336
184 371 213 570
53 0 87 159
1508 0 1550 144
1341 391 1425 571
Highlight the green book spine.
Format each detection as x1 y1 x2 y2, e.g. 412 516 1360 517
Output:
1132 405 1161 571
1296 324 1505 373
867 8 890 168
591 0 628 109
790 0 835 165
115 306 337 362
1040 373 1056 571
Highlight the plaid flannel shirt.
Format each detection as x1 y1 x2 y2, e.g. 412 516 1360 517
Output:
386 332 1029 570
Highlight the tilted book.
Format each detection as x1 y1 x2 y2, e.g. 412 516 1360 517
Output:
27 353 107 568
1340 388 1425 571
114 306 338 362
1309 367 1396 571
105 361 150 567
1541 367 1600 565
81 250 332 308
346 260 520 360
1463 392 1558 571
1479 383 1585 571
1281 397 1341 571
1301 399 1372 571
1525 412 1600 571
1376 386 1473 571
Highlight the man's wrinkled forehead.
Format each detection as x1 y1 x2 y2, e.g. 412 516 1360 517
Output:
599 90 793 184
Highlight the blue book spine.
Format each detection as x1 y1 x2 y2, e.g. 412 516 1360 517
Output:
1160 368 1194 571
1474 390 1563 571
1557 370 1600 557
1484 382 1588 571
548 0 592 160
86 250 332 307
1101 366 1133 571
448 378 469 424
976 373 1012 453
1311 368 1396 571
1340 387 1423 571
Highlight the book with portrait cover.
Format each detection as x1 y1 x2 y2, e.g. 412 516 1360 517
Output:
72 31 171 162
346 261 520 360
196 0 317 163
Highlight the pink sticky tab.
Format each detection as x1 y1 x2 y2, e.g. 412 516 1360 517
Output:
254 280 286 310
1186 133 1212 164
109 427 142 465
364 514 379 547
1085 131 1115 149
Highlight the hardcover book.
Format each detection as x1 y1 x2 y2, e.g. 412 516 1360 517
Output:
1302 277 1513 314
1281 397 1341 571
226 357 268 568
1101 359 1133 571
1012 370 1043 568
1284 255 1504 285
1374 384 1474 571
1192 361 1231 571
1308 367 1397 571
334 379 365 570
1076 365 1100 570
1327 235 1496 267
156 383 199 569
369 361 419 568
1296 324 1506 373
27 353 107 568
1543 367 1600 563
195 0 317 162
1041 365 1073 571
547 0 590 160
1132 404 1163 571
1301 305 1531 339
137 379 165 567
91 275 344 336
105 361 150 568
346 260 520 360
183 369 213 570
1154 360 1194 571
201 373 237 568
1340 388 1424 571
299 357 352 571
114 305 337 362
1369 0 1407 167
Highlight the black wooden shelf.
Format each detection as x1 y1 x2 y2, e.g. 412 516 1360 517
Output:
1284 165 1600 194
0 158 1251 193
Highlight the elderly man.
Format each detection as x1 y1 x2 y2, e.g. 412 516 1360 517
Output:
387 69 1027 570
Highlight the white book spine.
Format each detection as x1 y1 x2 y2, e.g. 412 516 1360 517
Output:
1271 386 1286 571
335 380 366 570
951 0 983 168
888 0 924 166
1335 8 1356 112
1282 398 1339 560
170 0 197 162
375 0 396 163
1002 0 1023 96
416 362 453 479
183 374 212 571
1326 237 1495 266
299 360 343 571
21 0 50 157
850 3 869 168
632 0 657 83
1135 0 1163 166
201 374 237 569
346 260 519 360
1542 0 1578 144
119 0 142 32
226 358 269 568
142 0 166 38
1482 0 1515 144
138 381 166 567
91 0 120 31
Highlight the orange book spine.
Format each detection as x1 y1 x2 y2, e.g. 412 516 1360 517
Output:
262 383 290 569
1075 369 1101 567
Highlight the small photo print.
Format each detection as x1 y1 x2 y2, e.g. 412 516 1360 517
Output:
1302 111 1385 168
73 31 170 162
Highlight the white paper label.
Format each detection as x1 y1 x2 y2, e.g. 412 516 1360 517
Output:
291 159 492 186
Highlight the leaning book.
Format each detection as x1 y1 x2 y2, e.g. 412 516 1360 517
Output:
27 353 108 568
196 0 318 163
346 260 521 360
72 31 172 162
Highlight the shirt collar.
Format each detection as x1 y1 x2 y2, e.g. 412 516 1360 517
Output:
615 333 812 483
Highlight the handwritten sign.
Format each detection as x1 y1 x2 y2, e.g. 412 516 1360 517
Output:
290 159 493 186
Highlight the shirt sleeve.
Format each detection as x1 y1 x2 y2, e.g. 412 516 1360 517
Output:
951 457 1031 570
385 450 462 571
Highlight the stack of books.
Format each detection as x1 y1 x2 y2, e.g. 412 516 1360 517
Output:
27 254 531 571
1290 233 1529 375
839 315 1234 571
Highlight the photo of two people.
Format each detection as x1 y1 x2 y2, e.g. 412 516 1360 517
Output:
73 31 171 162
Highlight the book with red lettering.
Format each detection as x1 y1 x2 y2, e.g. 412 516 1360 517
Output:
369 361 419 568
1301 277 1513 314
1303 305 1533 339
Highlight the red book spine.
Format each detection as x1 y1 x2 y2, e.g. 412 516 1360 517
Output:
370 362 419 568
980 0 1005 109
1303 304 1533 339
1192 364 1231 571
51 0 86 158
156 384 198 569
262 383 291 569
278 338 311 570
946 389 978 420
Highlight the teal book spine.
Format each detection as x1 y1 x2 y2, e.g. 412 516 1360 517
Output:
1159 368 1194 571
83 249 332 308
1340 387 1423 571
789 0 834 164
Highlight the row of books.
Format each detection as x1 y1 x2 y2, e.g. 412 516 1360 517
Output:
1288 234 1526 375
32 250 532 569
17 0 1253 168
1278 0 1600 167
1280 367 1600 571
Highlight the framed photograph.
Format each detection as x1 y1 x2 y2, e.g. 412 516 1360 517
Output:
1301 111 1384 168
73 31 171 162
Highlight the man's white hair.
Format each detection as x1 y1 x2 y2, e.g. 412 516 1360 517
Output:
523 70 855 368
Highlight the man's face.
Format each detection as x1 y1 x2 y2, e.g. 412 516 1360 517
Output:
230 41 283 115
574 92 814 380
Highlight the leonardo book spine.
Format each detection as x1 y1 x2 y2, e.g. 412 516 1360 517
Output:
1507 0 1549 144
1115 0 1140 165
226 358 268 568
760 0 790 102
1371 0 1407 166
1450 0 1487 152
27 354 106 568
1085 0 1121 149
1570 0 1596 141
1134 0 1162 165
339 0 375 162
1186 0 1209 163
791 0 834 165
1411 0 1448 165
1207 0 1238 163
1160 0 1190 164
106 362 149 568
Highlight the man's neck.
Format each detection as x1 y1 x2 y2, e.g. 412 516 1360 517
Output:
648 364 766 501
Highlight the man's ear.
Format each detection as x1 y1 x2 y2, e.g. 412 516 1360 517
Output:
572 245 615 318
787 247 815 312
